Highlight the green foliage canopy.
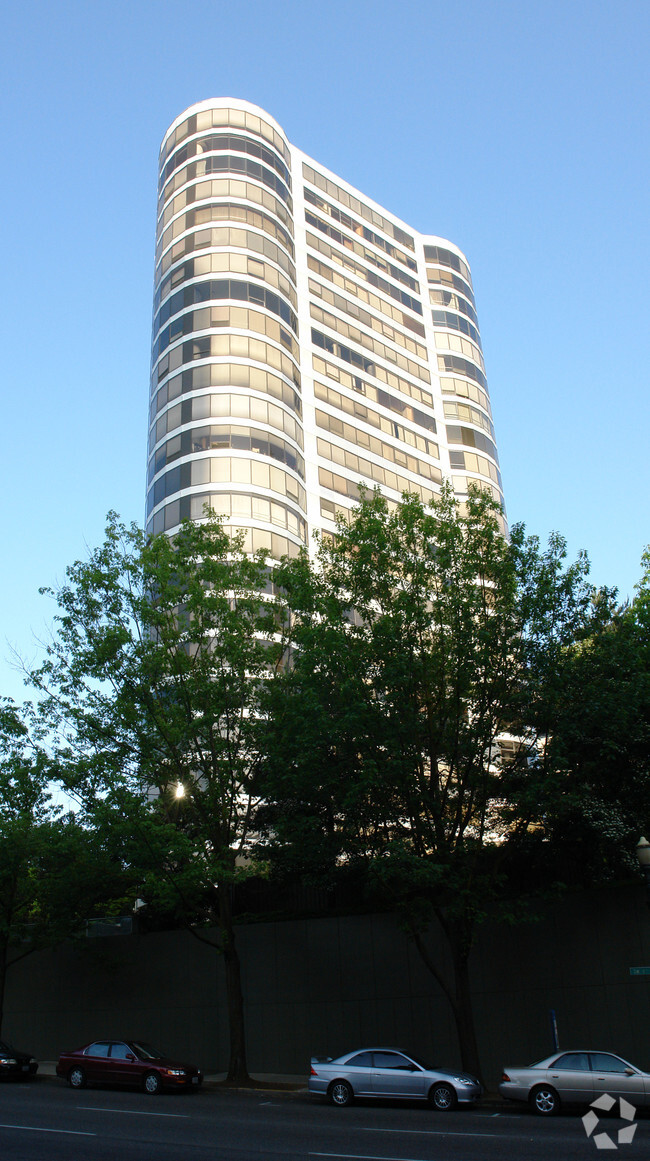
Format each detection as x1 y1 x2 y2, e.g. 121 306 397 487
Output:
32 510 279 1081
261 486 610 1077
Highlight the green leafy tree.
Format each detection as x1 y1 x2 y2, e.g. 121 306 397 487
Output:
541 549 650 879
0 698 53 1034
0 700 129 1034
261 487 605 1081
32 511 277 1082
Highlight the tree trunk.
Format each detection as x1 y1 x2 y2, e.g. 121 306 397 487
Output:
217 886 249 1083
411 914 484 1086
448 940 483 1083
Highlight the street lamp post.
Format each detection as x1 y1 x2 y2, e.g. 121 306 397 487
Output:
635 836 650 909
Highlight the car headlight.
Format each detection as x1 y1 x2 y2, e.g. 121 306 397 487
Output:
450 1076 474 1085
0 1058 17 1065
163 1068 186 1076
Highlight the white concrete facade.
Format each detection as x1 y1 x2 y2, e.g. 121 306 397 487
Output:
147 99 504 554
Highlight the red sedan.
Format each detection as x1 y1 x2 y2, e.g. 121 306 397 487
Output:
56 1039 203 1094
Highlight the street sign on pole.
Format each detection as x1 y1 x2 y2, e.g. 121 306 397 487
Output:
550 1008 559 1050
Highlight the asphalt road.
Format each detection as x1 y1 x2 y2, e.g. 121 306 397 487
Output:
0 1080 648 1161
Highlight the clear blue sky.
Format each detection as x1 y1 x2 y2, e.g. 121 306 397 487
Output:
1 0 648 705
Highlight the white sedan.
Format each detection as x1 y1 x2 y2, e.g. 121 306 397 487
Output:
499 1050 650 1115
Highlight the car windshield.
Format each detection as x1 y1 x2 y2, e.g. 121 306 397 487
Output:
128 1042 165 1061
0 1041 16 1054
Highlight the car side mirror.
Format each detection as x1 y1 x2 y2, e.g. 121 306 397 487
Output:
126 1054 135 1061
624 1068 635 1076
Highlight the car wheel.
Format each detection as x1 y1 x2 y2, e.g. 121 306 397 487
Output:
429 1082 458 1111
144 1072 162 1095
68 1067 86 1090
530 1085 560 1115
328 1080 353 1107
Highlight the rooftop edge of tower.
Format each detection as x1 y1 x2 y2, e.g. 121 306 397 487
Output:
160 98 289 153
298 140 471 271
160 98 471 271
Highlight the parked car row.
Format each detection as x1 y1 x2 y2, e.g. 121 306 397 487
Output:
3 1035 650 1115
309 1045 650 1116
0 1038 202 1094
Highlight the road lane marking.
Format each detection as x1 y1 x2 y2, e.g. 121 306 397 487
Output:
362 1126 504 1138
311 1154 439 1160
77 1106 189 1117
0 1123 96 1136
311 1153 462 1161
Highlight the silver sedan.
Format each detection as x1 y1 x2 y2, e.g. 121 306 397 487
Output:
499 1050 650 1115
309 1047 482 1110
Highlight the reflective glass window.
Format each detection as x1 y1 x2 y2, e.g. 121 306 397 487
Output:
303 165 415 251
155 182 293 265
109 1043 132 1060
309 280 426 357
446 425 498 463
155 249 297 315
304 188 415 271
373 1052 412 1070
316 409 438 469
589 1054 631 1074
432 309 481 348
440 377 492 417
152 304 300 368
437 354 487 391
305 210 418 289
554 1053 590 1071
423 245 471 284
430 287 478 327
161 133 291 193
161 111 290 169
312 354 431 410
152 278 298 346
156 204 294 275
310 308 430 384
426 264 475 306
443 401 494 440
307 253 422 324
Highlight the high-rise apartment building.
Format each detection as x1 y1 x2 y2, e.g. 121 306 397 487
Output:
147 99 503 554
